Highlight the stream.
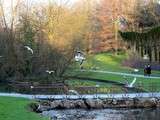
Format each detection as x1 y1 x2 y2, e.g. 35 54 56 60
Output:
41 108 160 120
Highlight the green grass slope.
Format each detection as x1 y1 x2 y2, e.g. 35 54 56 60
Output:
67 52 160 92
0 97 49 120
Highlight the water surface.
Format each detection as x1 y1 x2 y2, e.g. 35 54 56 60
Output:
42 108 160 120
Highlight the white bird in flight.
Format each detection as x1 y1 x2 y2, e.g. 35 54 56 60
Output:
68 90 79 95
24 46 33 54
46 70 55 74
134 69 139 72
95 84 100 87
126 77 137 88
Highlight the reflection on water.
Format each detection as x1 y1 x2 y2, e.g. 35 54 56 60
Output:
42 108 160 120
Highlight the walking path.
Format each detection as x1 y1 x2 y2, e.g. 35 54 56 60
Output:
0 92 160 100
0 71 159 100
79 70 160 79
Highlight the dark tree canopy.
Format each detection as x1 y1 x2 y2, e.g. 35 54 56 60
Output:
120 26 160 62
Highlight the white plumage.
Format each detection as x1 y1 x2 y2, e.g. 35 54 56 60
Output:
46 70 55 74
24 46 33 54
95 84 100 87
134 69 139 72
126 77 137 88
75 55 85 62
68 90 79 95
74 52 85 62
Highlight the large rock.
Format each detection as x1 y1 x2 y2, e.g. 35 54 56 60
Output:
124 99 134 108
62 100 75 109
37 100 51 112
102 99 118 108
95 99 103 108
112 99 118 105
85 99 103 109
156 98 160 107
74 100 87 109
134 98 156 108
37 105 51 112
40 100 51 106
102 99 110 108
50 100 62 108
116 99 126 107
36 97 160 111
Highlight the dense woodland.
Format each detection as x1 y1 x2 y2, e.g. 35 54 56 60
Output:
0 0 93 82
0 0 160 82
120 0 160 62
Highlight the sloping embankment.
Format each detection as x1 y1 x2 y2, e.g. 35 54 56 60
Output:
33 97 160 112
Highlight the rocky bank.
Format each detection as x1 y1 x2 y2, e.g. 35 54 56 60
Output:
30 97 160 112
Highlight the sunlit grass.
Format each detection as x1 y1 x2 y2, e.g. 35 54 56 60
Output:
65 79 124 93
67 52 160 92
0 97 49 120
68 70 160 91
94 53 126 66
81 52 133 72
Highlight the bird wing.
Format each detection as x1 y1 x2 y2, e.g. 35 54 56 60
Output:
28 48 33 54
24 46 33 54
129 78 137 87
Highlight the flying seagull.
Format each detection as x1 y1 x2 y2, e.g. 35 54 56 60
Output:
134 69 139 72
126 77 137 88
95 84 100 87
30 86 34 89
46 70 55 74
68 90 79 95
24 46 33 54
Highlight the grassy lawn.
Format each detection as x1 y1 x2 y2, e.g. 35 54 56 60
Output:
0 97 49 120
67 52 160 92
71 52 160 75
69 71 160 91
72 52 131 72
66 79 124 93
85 52 130 71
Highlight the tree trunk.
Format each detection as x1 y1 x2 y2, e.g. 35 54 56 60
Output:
154 45 157 61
